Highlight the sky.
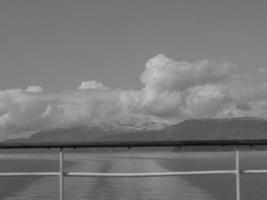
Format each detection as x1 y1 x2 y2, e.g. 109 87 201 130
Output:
1 0 267 90
0 0 267 139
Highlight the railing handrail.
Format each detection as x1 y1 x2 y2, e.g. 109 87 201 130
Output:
1 139 267 149
1 140 267 200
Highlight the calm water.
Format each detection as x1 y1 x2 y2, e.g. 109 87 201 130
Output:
1 151 267 200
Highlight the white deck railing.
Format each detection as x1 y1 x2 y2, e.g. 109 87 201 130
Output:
1 140 267 200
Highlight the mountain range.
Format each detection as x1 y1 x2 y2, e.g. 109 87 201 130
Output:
7 117 267 143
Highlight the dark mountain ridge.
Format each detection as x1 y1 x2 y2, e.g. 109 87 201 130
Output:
7 117 267 143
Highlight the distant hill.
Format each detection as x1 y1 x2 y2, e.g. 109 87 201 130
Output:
7 117 267 143
8 126 120 143
98 117 267 142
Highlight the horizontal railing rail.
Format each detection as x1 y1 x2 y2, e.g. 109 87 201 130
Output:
1 139 267 200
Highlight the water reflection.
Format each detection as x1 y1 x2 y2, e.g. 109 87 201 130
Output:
2 151 267 200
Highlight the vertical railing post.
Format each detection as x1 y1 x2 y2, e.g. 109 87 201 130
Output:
235 147 241 200
59 148 64 200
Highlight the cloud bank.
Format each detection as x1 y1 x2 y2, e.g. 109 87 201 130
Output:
1 54 267 139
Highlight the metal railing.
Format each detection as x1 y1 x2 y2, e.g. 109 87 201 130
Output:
2 139 267 200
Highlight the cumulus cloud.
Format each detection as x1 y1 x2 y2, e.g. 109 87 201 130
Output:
139 55 267 120
140 55 236 93
0 54 267 139
78 81 107 90
25 86 43 93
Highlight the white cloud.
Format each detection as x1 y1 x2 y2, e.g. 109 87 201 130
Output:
140 54 236 93
184 84 230 118
139 55 267 121
25 86 43 93
78 80 107 90
0 54 267 139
